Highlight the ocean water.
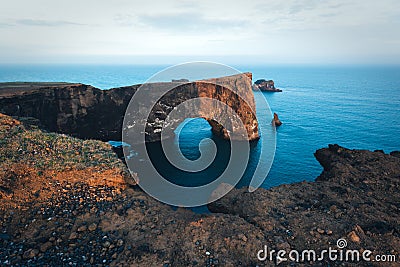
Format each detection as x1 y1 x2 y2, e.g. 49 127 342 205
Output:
1 64 399 189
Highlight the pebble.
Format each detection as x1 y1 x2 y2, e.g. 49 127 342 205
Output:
40 241 53 252
238 233 247 242
330 205 338 213
77 225 87 232
348 231 361 243
69 232 78 240
285 229 293 237
0 233 10 240
23 249 39 259
88 223 97 231
103 241 111 248
334 212 343 219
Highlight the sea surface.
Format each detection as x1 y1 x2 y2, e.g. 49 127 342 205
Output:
1 64 400 190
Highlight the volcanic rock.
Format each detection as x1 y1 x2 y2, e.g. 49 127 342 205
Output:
171 79 189 82
272 112 282 126
253 79 282 92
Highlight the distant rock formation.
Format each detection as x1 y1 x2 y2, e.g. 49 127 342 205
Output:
0 73 259 142
171 79 189 82
253 79 282 92
272 112 282 126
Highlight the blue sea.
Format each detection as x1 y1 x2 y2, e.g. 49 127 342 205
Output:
1 64 400 190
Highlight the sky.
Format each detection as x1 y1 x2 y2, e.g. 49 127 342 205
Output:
0 0 400 65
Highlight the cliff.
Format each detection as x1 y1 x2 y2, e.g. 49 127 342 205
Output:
0 73 259 142
0 114 399 266
0 82 139 141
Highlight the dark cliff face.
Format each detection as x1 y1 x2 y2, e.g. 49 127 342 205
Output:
0 83 139 141
0 73 259 142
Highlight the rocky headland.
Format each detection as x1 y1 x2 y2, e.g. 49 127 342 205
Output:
0 73 259 143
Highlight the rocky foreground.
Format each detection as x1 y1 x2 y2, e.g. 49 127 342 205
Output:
0 113 399 266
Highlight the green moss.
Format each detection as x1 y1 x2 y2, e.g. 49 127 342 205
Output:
0 116 125 172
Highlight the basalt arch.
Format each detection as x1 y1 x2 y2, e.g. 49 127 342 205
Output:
129 73 259 143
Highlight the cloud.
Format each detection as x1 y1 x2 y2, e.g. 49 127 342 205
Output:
135 12 249 32
0 22 15 27
288 1 318 15
0 0 399 64
114 14 140 27
172 0 200 11
320 13 337 18
15 19 84 27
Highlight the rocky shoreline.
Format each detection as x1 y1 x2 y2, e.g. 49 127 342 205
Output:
0 113 399 266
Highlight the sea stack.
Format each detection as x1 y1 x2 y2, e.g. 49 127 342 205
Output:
253 79 282 92
272 112 282 126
